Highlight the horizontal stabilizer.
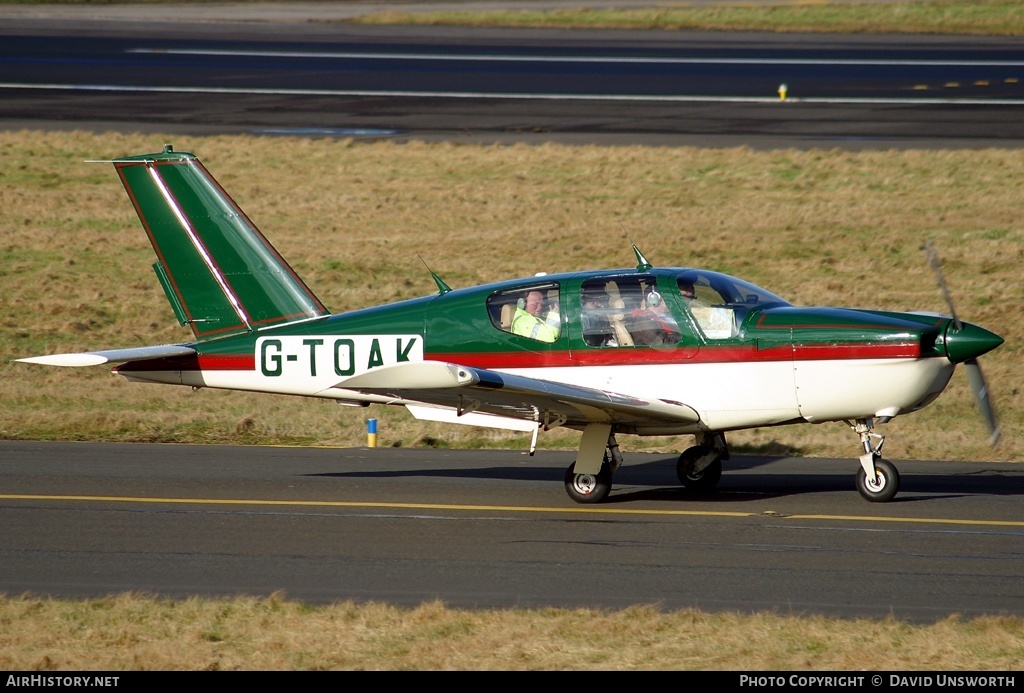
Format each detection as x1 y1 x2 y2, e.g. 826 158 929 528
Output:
16 344 196 368
337 360 700 429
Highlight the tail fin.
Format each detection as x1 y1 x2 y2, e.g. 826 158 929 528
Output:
115 145 329 340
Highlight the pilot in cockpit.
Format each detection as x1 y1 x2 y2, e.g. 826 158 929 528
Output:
511 290 560 342
581 288 616 346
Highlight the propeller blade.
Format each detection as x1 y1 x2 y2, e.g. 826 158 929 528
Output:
925 240 1001 448
924 239 962 331
964 357 1001 448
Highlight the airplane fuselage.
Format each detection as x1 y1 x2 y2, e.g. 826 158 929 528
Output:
115 267 963 436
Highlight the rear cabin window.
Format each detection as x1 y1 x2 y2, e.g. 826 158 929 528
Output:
487 283 561 343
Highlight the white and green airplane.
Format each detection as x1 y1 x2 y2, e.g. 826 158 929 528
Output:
18 146 1004 504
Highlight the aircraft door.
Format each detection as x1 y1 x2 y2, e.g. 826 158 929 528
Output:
567 275 701 361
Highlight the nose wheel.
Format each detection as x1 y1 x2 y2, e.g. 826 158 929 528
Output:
856 458 900 503
850 419 900 502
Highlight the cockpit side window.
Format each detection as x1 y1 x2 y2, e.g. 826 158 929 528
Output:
487 282 561 343
676 270 789 340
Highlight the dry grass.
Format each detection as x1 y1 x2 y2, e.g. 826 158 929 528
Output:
0 594 1021 670
1 130 1020 464
349 1 1024 36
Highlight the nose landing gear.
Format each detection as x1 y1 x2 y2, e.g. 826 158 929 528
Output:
850 419 900 502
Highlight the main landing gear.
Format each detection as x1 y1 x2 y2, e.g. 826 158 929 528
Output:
563 429 730 504
850 418 900 503
676 432 728 492
563 432 621 504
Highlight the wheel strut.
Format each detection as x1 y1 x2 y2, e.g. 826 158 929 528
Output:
849 418 885 477
605 433 623 473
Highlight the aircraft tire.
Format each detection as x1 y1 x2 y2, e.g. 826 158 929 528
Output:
564 463 612 504
677 447 723 491
856 458 900 503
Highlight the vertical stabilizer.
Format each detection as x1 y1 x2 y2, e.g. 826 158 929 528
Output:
115 146 329 340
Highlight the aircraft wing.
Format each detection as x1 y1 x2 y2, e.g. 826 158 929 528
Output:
333 360 700 429
15 344 197 367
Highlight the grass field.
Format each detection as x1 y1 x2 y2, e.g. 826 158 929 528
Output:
347 0 1024 35
1 594 1022 670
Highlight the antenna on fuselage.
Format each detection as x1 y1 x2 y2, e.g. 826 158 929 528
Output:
418 254 451 295
631 244 653 273
619 225 653 272
618 224 651 272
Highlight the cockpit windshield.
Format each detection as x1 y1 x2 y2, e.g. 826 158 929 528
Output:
675 270 790 340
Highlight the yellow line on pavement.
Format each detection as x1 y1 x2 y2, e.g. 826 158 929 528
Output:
788 513 1024 527
0 494 749 518
3 494 1023 527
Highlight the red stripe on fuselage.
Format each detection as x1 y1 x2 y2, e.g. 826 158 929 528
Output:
114 341 922 374
791 342 920 359
114 353 255 373
427 341 921 369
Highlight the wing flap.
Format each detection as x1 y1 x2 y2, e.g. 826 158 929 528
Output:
336 360 700 428
406 404 538 432
16 344 197 368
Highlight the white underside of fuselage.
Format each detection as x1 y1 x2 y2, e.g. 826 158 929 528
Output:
501 356 954 433
118 355 955 435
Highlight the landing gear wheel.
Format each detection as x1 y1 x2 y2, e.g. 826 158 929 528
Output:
676 446 723 492
856 458 900 503
564 463 612 504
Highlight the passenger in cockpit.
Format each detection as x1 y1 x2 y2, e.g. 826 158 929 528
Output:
630 287 681 346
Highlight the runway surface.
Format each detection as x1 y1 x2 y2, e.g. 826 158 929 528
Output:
2 5 1024 148
2 441 1022 621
